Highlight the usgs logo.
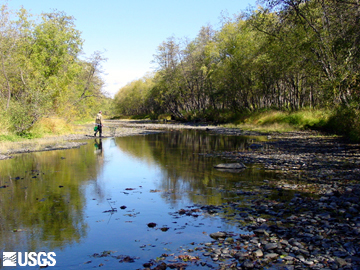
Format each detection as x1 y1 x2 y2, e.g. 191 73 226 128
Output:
2 252 56 267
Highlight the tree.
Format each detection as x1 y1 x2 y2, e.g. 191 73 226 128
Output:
113 75 155 116
177 25 215 114
0 5 107 134
0 5 18 110
260 0 360 104
113 0 360 121
152 37 184 118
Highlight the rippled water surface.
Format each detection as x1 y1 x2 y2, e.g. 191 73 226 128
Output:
0 130 277 269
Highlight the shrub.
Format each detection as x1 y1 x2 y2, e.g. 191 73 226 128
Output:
326 104 360 141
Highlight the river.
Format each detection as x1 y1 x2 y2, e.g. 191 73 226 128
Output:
0 130 277 269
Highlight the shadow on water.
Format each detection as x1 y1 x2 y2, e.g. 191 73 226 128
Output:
0 130 278 269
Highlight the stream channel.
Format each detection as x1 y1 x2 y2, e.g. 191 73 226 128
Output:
0 130 280 269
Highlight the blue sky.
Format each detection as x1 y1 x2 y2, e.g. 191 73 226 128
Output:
6 0 257 97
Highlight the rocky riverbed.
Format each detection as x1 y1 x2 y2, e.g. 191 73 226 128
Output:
1 121 360 269
136 128 360 269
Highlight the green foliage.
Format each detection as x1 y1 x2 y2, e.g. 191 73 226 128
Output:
111 0 360 139
326 103 360 141
113 75 156 116
0 4 107 137
8 100 40 134
0 134 20 142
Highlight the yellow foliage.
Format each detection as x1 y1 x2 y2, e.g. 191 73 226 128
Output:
158 114 172 120
31 118 73 135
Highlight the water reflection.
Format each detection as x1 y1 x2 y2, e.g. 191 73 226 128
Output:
94 139 103 154
0 130 275 269
115 131 272 206
0 146 97 255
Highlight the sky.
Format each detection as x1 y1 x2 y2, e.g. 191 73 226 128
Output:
6 0 257 97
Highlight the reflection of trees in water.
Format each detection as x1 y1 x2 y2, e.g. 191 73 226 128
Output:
0 145 99 252
115 131 273 206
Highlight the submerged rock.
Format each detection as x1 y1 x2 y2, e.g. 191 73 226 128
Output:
210 232 227 239
214 163 246 170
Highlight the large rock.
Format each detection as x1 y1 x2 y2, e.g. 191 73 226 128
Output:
264 253 279 260
253 249 264 257
210 232 227 239
265 242 278 250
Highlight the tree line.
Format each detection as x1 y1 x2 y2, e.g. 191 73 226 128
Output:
113 0 360 122
0 4 108 134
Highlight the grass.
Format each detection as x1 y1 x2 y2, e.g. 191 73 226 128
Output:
224 109 331 133
227 122 296 133
0 118 79 155
71 117 94 125
0 137 71 155
0 134 21 142
31 118 74 135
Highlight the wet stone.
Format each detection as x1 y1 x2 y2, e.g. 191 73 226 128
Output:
264 253 279 260
234 252 249 260
209 232 227 239
254 229 270 236
296 255 305 262
265 242 278 250
243 259 254 268
303 260 314 266
214 249 221 255
253 249 263 257
214 163 246 169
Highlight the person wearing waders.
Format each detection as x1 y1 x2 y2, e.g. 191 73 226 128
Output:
94 111 103 137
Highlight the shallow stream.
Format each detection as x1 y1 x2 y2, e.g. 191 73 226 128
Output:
0 130 278 269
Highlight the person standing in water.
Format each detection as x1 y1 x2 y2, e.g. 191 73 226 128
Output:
94 111 103 137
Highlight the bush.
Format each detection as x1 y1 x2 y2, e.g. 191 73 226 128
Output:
0 108 11 136
326 104 360 141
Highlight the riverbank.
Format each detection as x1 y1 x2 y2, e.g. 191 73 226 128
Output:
0 120 168 160
0 120 230 160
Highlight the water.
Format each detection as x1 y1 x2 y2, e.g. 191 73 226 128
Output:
0 130 276 269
